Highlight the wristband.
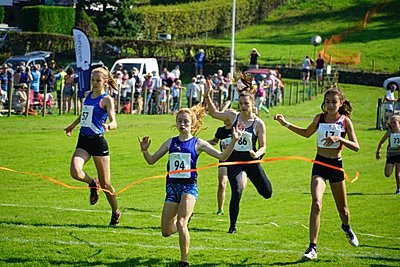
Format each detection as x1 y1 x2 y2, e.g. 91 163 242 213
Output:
285 123 291 128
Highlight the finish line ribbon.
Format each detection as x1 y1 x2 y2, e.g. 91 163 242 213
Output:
1 156 359 195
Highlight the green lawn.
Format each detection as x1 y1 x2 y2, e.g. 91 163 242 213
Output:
202 0 400 73
0 83 399 266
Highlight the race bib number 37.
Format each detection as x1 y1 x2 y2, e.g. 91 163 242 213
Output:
169 153 191 178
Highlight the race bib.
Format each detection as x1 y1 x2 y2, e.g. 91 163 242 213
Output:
220 137 232 150
317 123 341 148
234 131 253 152
80 105 94 127
389 133 400 149
169 152 191 178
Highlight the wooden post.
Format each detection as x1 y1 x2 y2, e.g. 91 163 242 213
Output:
25 84 30 117
74 83 78 116
296 82 299 104
42 84 47 117
130 83 134 114
116 84 121 114
314 81 317 97
281 87 285 106
7 80 13 117
289 83 292 106
59 80 63 116
166 88 170 114
189 85 193 108
302 82 305 102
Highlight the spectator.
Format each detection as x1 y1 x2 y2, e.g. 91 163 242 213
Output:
315 54 325 86
186 77 200 107
194 49 206 75
30 64 41 106
302 55 314 85
142 73 154 114
55 65 66 110
0 64 8 109
249 48 260 69
14 83 28 114
63 67 75 114
171 79 182 114
171 65 181 80
132 67 143 114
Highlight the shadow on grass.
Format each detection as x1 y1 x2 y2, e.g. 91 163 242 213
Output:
270 258 333 265
360 244 400 251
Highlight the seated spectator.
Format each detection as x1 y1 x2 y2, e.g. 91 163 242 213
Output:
14 83 28 114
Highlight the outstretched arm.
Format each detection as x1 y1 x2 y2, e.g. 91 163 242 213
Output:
203 86 235 122
274 113 318 138
197 123 244 161
138 136 170 165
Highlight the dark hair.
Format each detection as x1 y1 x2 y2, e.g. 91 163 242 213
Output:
321 88 353 116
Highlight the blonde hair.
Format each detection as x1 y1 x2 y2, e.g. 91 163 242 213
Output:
388 115 400 129
176 104 206 135
92 67 117 91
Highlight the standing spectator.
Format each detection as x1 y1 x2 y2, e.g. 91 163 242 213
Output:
138 105 244 267
55 65 66 110
194 49 206 75
171 65 181 80
376 115 400 195
131 68 143 114
186 77 200 107
63 67 75 114
384 84 396 122
30 64 41 105
0 64 8 110
302 55 314 85
64 67 120 226
170 79 182 114
142 73 154 114
249 48 260 69
315 54 325 86
151 70 162 114
274 88 360 260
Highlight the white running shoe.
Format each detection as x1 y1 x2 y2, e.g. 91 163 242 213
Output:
303 247 317 260
395 189 400 195
341 224 359 247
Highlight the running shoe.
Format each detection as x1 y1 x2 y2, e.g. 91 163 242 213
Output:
228 226 236 234
109 210 121 226
216 209 224 215
395 189 400 195
341 223 359 247
89 179 99 205
178 261 189 267
302 247 317 260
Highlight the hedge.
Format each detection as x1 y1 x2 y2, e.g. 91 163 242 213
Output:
133 0 283 40
20 6 75 35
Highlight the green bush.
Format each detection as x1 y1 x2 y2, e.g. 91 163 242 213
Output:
75 9 99 38
150 0 202 4
20 5 75 35
133 0 282 40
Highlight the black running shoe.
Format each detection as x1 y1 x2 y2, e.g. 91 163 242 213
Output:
89 179 99 205
228 226 236 234
109 210 121 226
178 261 189 267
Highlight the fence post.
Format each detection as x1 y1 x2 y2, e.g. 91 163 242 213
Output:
289 83 292 106
42 84 47 117
302 82 305 102
281 86 285 106
296 82 299 104
166 89 170 114
130 84 134 114
7 80 13 117
116 84 121 114
25 84 30 117
59 82 63 115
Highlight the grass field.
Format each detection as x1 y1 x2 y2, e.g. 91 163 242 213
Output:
202 0 400 73
1 83 400 266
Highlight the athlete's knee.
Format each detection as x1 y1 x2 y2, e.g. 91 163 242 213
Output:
311 200 323 213
161 228 173 237
176 218 188 233
70 166 83 180
384 171 391 177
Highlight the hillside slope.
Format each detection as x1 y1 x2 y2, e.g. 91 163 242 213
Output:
202 0 400 73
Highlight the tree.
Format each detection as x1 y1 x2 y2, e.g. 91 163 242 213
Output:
76 0 139 38
75 9 99 38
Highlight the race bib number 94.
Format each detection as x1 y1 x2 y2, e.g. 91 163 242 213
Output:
169 153 191 178
81 105 94 127
317 123 341 149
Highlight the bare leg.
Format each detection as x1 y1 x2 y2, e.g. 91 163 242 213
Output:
309 175 326 244
93 155 118 212
330 180 349 225
177 194 196 263
69 148 93 184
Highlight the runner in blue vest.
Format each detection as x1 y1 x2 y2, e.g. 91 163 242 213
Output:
64 67 120 226
139 104 244 267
